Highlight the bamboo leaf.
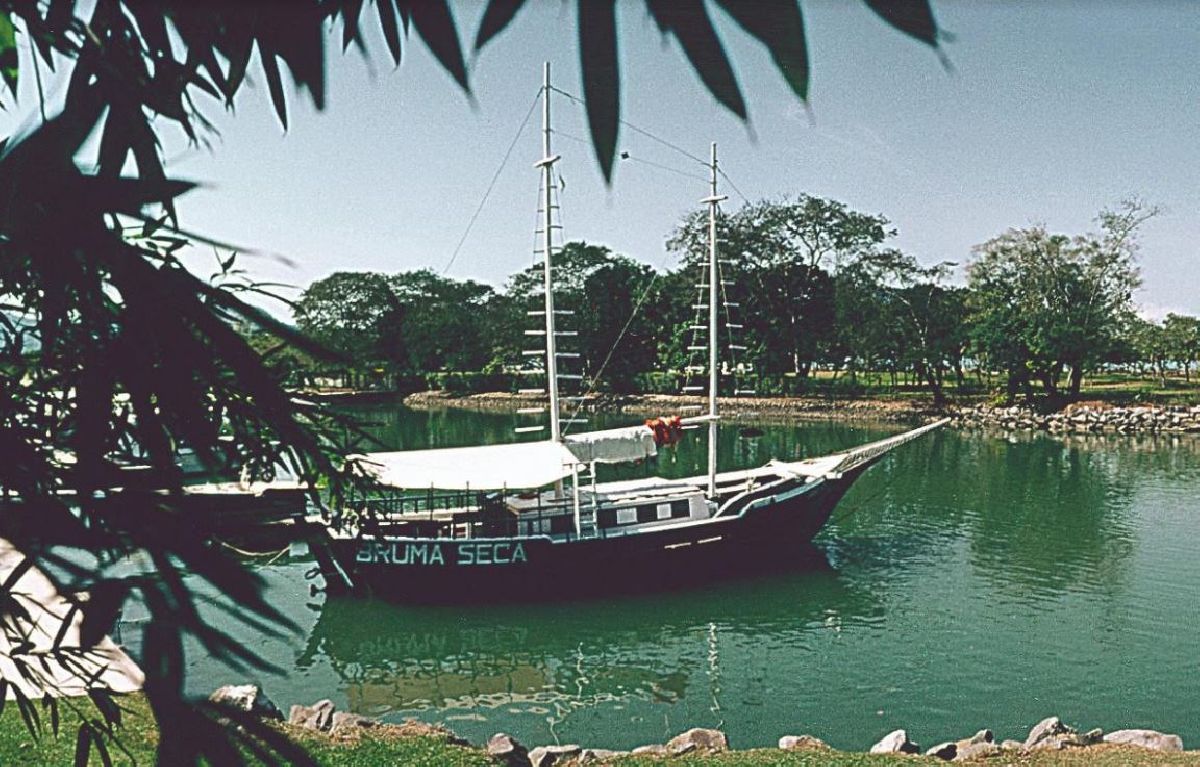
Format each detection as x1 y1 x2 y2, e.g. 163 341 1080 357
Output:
578 0 620 182
74 722 92 767
259 49 289 130
376 0 403 65
474 0 527 51
409 1 469 90
646 0 745 119
90 722 112 767
715 0 809 100
863 0 939 47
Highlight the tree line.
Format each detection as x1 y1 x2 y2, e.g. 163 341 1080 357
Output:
290 195 1184 405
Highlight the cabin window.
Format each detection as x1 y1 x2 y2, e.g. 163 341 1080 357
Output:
616 508 638 525
671 500 690 519
636 505 657 523
597 509 617 528
550 515 573 534
656 503 672 520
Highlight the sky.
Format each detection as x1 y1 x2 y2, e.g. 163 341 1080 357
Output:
5 1 1199 319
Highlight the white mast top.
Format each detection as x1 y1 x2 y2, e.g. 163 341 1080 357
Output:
538 61 562 443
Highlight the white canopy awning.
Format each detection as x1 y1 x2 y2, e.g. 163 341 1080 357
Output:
563 425 658 464
348 440 582 491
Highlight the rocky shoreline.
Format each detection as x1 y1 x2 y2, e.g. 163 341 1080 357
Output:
397 390 1200 436
211 684 1188 765
953 401 1200 434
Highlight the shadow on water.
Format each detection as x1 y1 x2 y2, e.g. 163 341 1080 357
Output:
295 546 881 728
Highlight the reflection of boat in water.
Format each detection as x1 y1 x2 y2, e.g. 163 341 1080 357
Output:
298 546 878 722
313 64 947 602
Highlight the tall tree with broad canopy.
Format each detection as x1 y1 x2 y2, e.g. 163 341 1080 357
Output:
667 195 891 377
967 200 1152 400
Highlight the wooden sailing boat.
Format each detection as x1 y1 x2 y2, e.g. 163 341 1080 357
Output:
316 64 947 601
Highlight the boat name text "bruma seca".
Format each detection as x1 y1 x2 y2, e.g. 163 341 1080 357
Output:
356 541 528 566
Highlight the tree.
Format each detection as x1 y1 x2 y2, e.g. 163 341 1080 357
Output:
500 242 659 391
666 196 892 378
966 201 1150 400
389 270 496 373
0 0 944 763
1162 313 1200 383
294 272 399 364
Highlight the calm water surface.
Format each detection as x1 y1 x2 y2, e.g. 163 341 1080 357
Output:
178 407 1200 750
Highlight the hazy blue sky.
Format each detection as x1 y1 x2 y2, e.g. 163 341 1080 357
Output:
7 1 1199 317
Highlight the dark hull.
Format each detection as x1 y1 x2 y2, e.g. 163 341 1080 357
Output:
323 469 866 603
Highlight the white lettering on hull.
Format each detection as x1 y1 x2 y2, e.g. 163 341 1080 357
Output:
355 541 529 567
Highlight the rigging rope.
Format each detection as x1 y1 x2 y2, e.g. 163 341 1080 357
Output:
440 89 542 275
550 85 710 168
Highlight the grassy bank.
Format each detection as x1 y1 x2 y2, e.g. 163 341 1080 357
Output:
2 694 1198 766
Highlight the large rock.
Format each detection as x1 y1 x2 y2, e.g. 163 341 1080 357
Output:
924 741 957 760
1103 729 1184 752
208 684 283 721
778 734 829 750
329 712 379 735
287 699 335 732
666 728 729 755
1023 716 1072 749
578 748 627 764
487 733 532 767
870 729 919 755
528 744 581 767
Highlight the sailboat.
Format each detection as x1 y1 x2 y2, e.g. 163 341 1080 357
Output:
315 64 947 601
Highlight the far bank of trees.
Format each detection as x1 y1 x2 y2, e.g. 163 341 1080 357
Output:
290 195 1184 405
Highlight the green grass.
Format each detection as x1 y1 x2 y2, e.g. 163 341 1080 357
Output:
1 695 1196 766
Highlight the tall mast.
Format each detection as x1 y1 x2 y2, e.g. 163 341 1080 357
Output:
539 62 562 443
702 142 727 496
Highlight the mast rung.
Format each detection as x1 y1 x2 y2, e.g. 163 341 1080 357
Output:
518 389 545 395
701 194 729 203
556 352 580 358
687 346 707 351
734 390 757 395
729 344 747 350
558 374 584 380
524 330 546 336
684 366 705 372
682 386 705 392
522 350 544 356
724 302 741 307
554 331 578 337
691 304 709 310
514 426 545 433
688 325 706 331
727 323 743 329
517 407 545 414
562 396 593 401
534 154 562 168
526 310 575 315
678 405 705 412
517 369 546 375
562 418 588 424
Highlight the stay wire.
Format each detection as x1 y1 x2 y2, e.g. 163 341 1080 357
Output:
550 85 710 168
440 89 542 275
563 262 665 433
551 85 755 202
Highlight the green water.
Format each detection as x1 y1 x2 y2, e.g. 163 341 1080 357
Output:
182 407 1200 751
